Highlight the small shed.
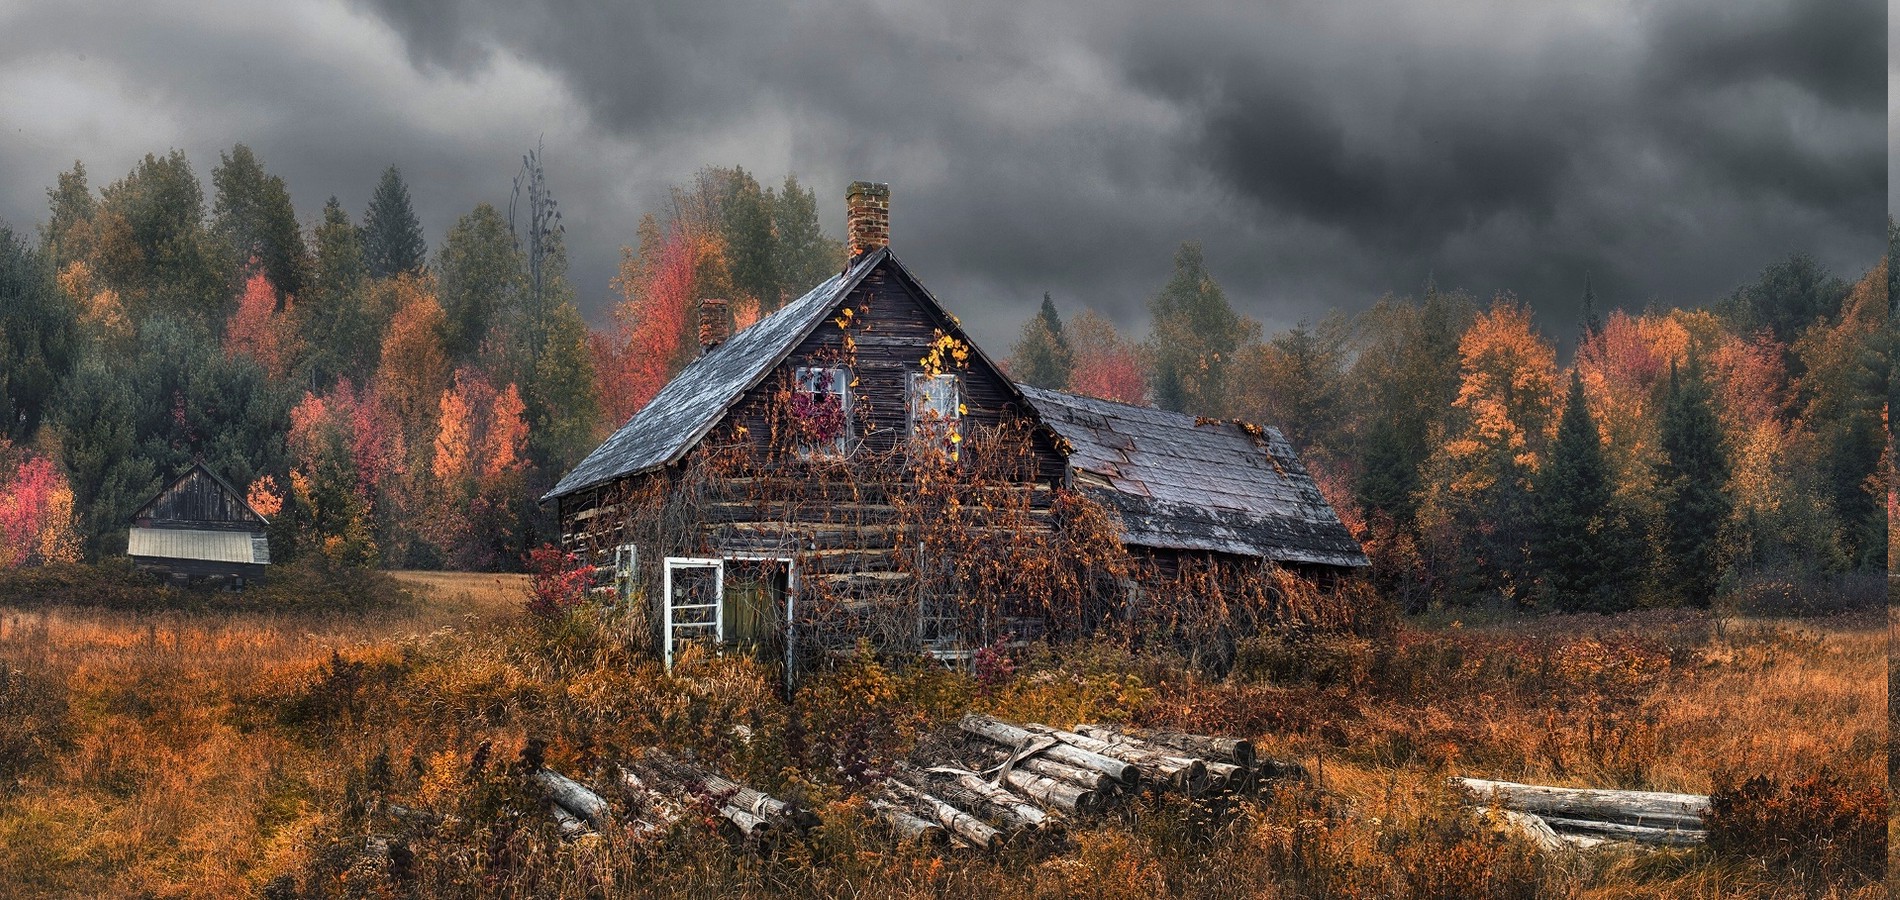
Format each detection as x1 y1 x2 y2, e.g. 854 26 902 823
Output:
127 462 271 586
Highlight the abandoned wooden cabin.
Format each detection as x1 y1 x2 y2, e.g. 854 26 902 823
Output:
128 461 272 586
545 181 1367 669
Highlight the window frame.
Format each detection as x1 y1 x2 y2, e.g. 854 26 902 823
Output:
792 365 853 459
908 371 964 458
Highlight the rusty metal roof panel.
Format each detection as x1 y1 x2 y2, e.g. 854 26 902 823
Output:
1021 386 1367 567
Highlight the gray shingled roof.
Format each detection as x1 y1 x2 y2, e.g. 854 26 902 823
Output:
1019 386 1368 567
544 248 888 502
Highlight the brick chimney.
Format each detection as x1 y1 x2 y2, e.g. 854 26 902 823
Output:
698 298 731 352
846 181 890 258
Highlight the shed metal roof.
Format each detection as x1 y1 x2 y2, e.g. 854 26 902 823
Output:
128 527 270 565
545 249 890 502
1019 386 1368 567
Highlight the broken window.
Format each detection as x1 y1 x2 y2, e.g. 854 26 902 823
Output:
908 372 963 459
793 366 852 457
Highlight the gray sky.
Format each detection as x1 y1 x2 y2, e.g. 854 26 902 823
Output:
0 0 1885 353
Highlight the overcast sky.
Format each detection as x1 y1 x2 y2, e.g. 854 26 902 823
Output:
0 0 1885 352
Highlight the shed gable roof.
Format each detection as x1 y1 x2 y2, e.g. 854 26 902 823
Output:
133 461 268 527
1019 386 1368 567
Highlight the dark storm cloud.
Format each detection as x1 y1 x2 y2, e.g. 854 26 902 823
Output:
0 0 1881 355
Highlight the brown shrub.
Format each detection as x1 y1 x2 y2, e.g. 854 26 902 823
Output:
1706 769 1888 882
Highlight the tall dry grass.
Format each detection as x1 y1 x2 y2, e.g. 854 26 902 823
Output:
0 570 1884 898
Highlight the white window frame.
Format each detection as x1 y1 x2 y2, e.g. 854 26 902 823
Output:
661 557 723 671
908 372 963 457
793 365 853 458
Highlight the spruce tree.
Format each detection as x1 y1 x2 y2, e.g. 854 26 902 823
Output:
212 143 306 299
363 165 427 279
1146 242 1255 415
1008 292 1073 389
1536 370 1639 611
1579 274 1602 338
302 198 374 386
1654 356 1731 607
774 174 843 301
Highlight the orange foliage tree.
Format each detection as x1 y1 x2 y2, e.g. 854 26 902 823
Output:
0 443 82 567
223 268 303 380
1065 310 1149 405
1415 299 1558 603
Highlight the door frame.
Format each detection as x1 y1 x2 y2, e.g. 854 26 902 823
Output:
661 557 724 671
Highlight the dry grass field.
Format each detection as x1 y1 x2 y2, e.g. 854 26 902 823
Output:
0 566 1884 898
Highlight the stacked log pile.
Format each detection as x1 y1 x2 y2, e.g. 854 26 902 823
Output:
510 718 1296 859
1451 776 1711 851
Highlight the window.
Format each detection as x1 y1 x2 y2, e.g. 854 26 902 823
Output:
793 366 851 457
909 372 963 458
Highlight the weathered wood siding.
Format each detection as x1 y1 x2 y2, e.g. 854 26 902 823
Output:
133 465 267 531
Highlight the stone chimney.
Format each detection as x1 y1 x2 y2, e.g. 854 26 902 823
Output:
846 181 890 258
698 298 731 352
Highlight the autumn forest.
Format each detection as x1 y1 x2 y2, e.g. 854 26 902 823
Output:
0 145 1887 615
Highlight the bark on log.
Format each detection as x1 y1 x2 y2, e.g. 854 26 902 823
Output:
959 715 1138 786
548 802 592 838
644 750 817 830
1025 724 1205 791
885 780 1003 851
1476 806 1565 854
903 765 1053 832
869 798 949 848
529 768 612 829
616 765 685 831
1451 778 1710 831
975 746 1115 793
1082 724 1255 770
625 757 780 842
995 767 1098 815
1537 815 1707 846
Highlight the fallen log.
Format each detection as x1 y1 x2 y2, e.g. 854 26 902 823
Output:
1070 727 1247 792
1538 815 1706 847
960 715 1139 787
868 798 949 848
975 745 1116 793
528 768 612 829
1025 724 1205 791
615 765 684 833
886 780 1004 851
1451 778 1709 832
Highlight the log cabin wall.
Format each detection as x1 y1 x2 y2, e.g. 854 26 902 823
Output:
556 255 1075 654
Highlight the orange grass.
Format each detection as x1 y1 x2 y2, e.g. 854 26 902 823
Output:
0 577 1883 898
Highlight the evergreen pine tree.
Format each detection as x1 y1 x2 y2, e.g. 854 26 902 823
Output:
302 198 375 386
1579 274 1602 338
774 174 843 302
363 165 427 279
212 143 307 299
1146 242 1256 415
1536 370 1640 611
1654 356 1731 607
1008 292 1073 388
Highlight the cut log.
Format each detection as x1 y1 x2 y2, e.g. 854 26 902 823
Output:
1034 725 1206 791
643 750 818 830
869 798 948 848
616 765 684 833
1451 778 1709 832
626 757 780 843
960 715 1138 787
995 767 1098 815
885 780 1003 851
1082 724 1255 770
529 768 612 829
1071 726 1241 790
975 745 1115 792
1538 815 1707 847
906 765 1054 832
1476 806 1565 854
